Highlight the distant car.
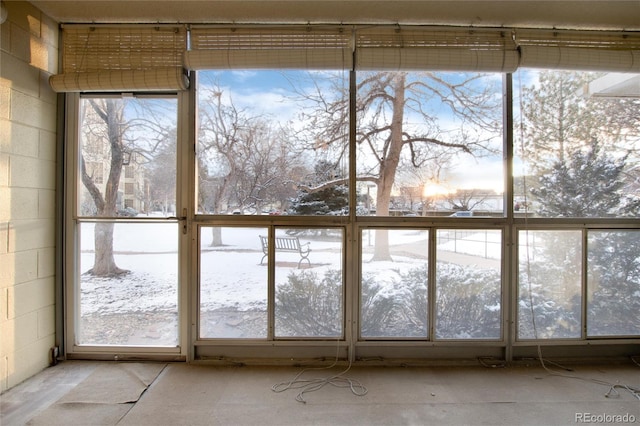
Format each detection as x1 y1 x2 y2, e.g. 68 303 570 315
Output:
117 207 138 217
450 211 473 217
232 209 242 215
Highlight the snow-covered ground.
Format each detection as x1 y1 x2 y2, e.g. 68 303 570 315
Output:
77 223 501 344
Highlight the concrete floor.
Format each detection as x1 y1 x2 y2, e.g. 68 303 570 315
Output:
1 360 639 425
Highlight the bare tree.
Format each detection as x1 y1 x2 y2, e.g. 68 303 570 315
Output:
146 129 177 214
297 71 501 260
80 98 177 276
80 99 129 276
198 83 302 244
446 189 492 212
233 121 301 214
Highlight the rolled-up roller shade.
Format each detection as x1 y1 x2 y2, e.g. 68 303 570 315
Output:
49 25 189 92
49 67 189 93
356 47 520 71
51 24 640 88
185 26 354 70
354 27 520 72
184 48 353 70
519 46 639 72
516 29 640 72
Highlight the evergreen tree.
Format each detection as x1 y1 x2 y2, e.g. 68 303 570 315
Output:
288 160 348 215
288 185 349 215
519 71 640 338
531 141 628 217
587 231 640 336
519 70 640 216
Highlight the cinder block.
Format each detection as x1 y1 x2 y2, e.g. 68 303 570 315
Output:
0 187 9 220
39 71 58 105
37 246 55 278
8 22 31 64
38 130 57 162
9 155 55 189
4 286 13 319
12 278 54 319
26 8 43 39
0 120 10 154
16 250 39 283
10 89 56 131
3 121 40 157
3 311 38 352
37 304 55 338
38 189 55 219
1 52 40 97
0 287 7 321
3 187 39 220
0 253 14 286
41 14 59 50
5 336 52 390
0 253 12 286
1 20 9 54
0 154 8 186
0 249 38 287
0 317 13 358
0 86 9 120
3 2 41 35
27 37 46 71
8 219 55 252
0 221 8 254
26 39 49 74
0 354 8 394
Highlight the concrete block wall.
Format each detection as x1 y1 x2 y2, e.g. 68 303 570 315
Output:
0 1 58 392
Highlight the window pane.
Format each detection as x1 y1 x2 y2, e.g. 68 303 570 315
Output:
78 97 177 218
355 71 504 217
361 229 429 338
436 230 502 339
587 230 640 337
199 227 268 338
275 228 344 338
196 70 349 216
518 230 582 339
514 70 640 219
78 222 178 346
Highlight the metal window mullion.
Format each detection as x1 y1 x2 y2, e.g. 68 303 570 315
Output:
268 226 276 340
582 228 589 340
179 85 195 359
428 227 437 341
347 67 357 361
64 93 81 355
503 73 514 362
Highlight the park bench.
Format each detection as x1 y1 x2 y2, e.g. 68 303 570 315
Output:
259 235 311 268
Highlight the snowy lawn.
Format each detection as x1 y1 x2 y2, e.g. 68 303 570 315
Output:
77 223 501 344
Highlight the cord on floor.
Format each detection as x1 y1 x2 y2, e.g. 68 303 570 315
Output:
271 353 367 403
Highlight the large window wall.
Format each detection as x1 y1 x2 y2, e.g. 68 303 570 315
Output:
512 69 640 348
189 67 638 362
62 24 639 362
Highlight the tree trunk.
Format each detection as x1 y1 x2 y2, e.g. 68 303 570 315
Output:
371 74 406 262
85 99 128 276
89 222 127 276
211 227 223 247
